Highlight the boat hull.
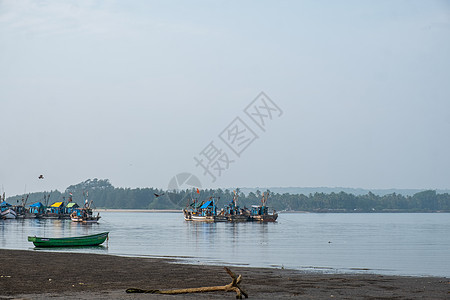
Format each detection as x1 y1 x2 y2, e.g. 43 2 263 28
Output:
191 215 215 222
227 215 249 222
1 208 17 219
190 215 228 222
71 215 101 223
250 213 278 222
28 232 109 247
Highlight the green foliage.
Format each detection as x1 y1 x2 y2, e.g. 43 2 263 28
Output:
5 179 450 212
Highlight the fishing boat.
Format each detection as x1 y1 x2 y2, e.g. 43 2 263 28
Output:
183 199 201 221
1 194 17 219
43 201 65 219
12 194 29 219
185 196 227 222
224 190 250 222
28 232 109 247
71 208 101 223
1 207 17 219
250 191 278 222
70 196 100 223
28 201 46 218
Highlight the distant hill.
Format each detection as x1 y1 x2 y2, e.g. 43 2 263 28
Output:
238 187 450 197
5 179 450 212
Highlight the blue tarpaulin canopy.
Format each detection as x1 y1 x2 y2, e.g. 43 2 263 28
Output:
200 200 213 209
29 202 44 208
0 201 12 207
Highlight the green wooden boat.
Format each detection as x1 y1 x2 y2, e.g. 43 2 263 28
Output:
28 232 109 247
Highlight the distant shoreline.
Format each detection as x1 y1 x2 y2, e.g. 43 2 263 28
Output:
92 209 449 213
94 208 182 213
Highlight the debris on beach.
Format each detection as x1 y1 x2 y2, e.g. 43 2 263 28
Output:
126 267 248 299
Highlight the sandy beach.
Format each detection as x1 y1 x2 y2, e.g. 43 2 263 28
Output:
0 249 448 299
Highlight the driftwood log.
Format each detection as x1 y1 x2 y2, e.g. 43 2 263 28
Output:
126 267 248 299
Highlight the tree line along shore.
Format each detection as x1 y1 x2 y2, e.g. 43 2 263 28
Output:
5 179 450 213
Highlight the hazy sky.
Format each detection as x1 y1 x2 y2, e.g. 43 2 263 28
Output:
1 0 449 196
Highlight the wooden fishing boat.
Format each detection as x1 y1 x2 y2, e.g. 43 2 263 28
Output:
1 199 17 219
71 208 101 223
28 232 109 247
1 207 17 219
184 196 227 222
224 190 250 222
70 198 100 223
250 192 278 222
28 201 46 219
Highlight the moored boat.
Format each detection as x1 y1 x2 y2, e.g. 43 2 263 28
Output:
186 196 227 222
71 208 101 223
28 201 46 218
42 201 65 219
1 207 17 219
250 191 278 222
1 194 17 219
183 198 202 221
70 196 100 223
224 190 250 222
28 232 109 247
12 194 30 218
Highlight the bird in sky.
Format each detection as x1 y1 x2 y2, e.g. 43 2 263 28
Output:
38 175 44 179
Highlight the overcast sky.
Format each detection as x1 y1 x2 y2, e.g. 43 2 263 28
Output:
1 0 449 196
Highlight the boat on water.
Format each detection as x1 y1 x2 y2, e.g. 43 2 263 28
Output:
250 191 278 222
183 199 201 221
42 201 65 219
184 196 227 222
224 190 250 222
1 193 17 219
28 201 46 218
28 232 109 247
183 190 278 223
1 206 17 219
71 208 101 223
70 195 101 223
12 194 30 219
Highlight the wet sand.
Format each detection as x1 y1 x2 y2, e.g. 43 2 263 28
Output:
1 249 448 299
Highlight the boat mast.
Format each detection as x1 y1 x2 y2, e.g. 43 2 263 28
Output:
21 194 29 207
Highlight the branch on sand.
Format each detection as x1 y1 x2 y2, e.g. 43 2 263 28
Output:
126 267 248 299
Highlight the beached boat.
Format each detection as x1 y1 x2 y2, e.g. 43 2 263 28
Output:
28 232 109 247
250 192 278 222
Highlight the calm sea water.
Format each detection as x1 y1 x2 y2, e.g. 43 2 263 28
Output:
1 212 449 277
